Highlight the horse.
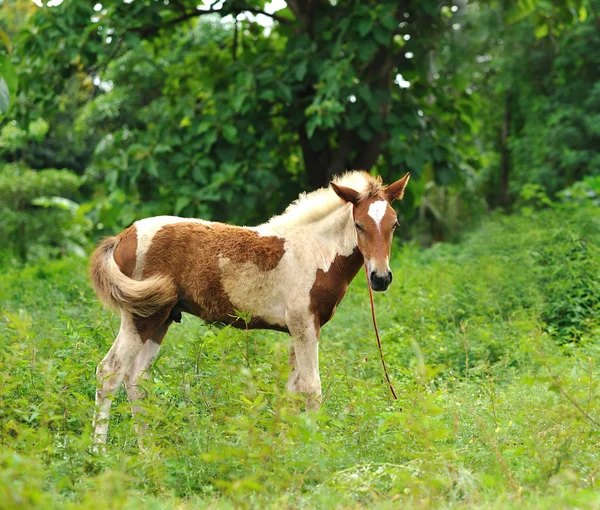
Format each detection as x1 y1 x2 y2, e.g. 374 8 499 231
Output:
90 170 410 448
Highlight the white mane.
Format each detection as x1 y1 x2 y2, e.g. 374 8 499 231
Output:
266 171 384 230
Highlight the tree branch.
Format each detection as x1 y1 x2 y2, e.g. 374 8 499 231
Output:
241 8 292 25
132 6 291 38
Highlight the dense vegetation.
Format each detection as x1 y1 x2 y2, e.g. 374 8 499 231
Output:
1 0 599 507
1 0 600 251
1 207 599 508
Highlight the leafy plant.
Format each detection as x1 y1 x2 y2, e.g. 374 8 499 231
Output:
0 163 90 260
0 26 17 117
1 207 599 507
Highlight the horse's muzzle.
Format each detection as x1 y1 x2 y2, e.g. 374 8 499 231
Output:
370 271 392 292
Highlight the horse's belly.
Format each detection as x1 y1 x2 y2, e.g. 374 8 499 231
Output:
180 267 287 331
220 271 286 326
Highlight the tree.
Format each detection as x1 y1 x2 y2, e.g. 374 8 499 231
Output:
449 0 600 207
6 0 473 226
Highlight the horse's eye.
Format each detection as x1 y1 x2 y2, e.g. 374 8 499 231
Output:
355 222 364 232
392 220 399 230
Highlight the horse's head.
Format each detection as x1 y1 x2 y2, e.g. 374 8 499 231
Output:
331 173 410 291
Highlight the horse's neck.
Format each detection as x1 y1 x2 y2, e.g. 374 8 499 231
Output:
260 204 361 276
310 204 358 259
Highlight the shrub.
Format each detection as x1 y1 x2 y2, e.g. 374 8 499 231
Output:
0 163 90 261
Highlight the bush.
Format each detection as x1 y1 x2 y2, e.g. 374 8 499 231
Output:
0 163 91 261
375 206 600 382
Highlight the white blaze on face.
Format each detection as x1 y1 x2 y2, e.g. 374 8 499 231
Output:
368 200 388 230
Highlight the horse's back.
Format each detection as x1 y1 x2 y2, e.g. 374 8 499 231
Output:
112 216 209 280
113 216 288 328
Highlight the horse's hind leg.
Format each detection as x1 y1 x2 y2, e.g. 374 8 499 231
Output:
92 313 144 450
123 320 171 447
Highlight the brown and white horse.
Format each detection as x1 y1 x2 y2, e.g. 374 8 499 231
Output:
90 171 410 448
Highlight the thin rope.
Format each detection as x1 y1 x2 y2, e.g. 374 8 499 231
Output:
365 263 398 401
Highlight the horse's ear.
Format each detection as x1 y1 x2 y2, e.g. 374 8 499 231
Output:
331 182 360 206
385 173 410 202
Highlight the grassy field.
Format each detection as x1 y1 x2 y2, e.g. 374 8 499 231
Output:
1 207 599 509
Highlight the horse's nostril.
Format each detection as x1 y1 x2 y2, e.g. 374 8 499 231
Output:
370 271 392 292
387 272 393 283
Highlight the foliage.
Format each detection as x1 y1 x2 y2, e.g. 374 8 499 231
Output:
1 2 599 506
2 0 490 231
0 26 17 117
559 175 600 207
0 163 90 260
1 207 599 508
451 0 600 207
0 1 598 237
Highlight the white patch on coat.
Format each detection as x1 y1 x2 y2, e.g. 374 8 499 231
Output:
365 254 390 277
368 200 388 230
133 216 211 279
220 203 358 330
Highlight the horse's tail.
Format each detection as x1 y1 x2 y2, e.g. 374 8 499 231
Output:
90 236 177 318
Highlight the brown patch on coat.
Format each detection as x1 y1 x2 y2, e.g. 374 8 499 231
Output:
113 225 138 278
133 306 174 343
139 222 286 331
309 248 364 328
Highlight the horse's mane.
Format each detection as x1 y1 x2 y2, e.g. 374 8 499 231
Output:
266 171 384 230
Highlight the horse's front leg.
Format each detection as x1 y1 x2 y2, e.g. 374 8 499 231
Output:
286 317 322 411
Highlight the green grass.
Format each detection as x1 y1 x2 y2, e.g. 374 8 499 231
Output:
1 207 600 509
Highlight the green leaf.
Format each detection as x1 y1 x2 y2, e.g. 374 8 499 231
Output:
381 15 398 31
153 143 173 154
222 125 238 143
259 89 275 101
28 118 50 141
358 18 373 37
293 60 308 81
306 115 320 139
0 28 11 55
31 196 79 213
197 121 213 135
147 158 159 178
0 78 9 115
232 92 248 113
278 82 292 102
174 196 191 214
535 24 549 39
0 54 18 115
373 26 391 45
203 130 218 150
358 85 379 112
357 39 378 62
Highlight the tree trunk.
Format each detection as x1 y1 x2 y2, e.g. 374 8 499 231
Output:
298 127 332 189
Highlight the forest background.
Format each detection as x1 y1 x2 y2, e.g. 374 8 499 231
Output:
1 0 600 508
1 0 599 255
